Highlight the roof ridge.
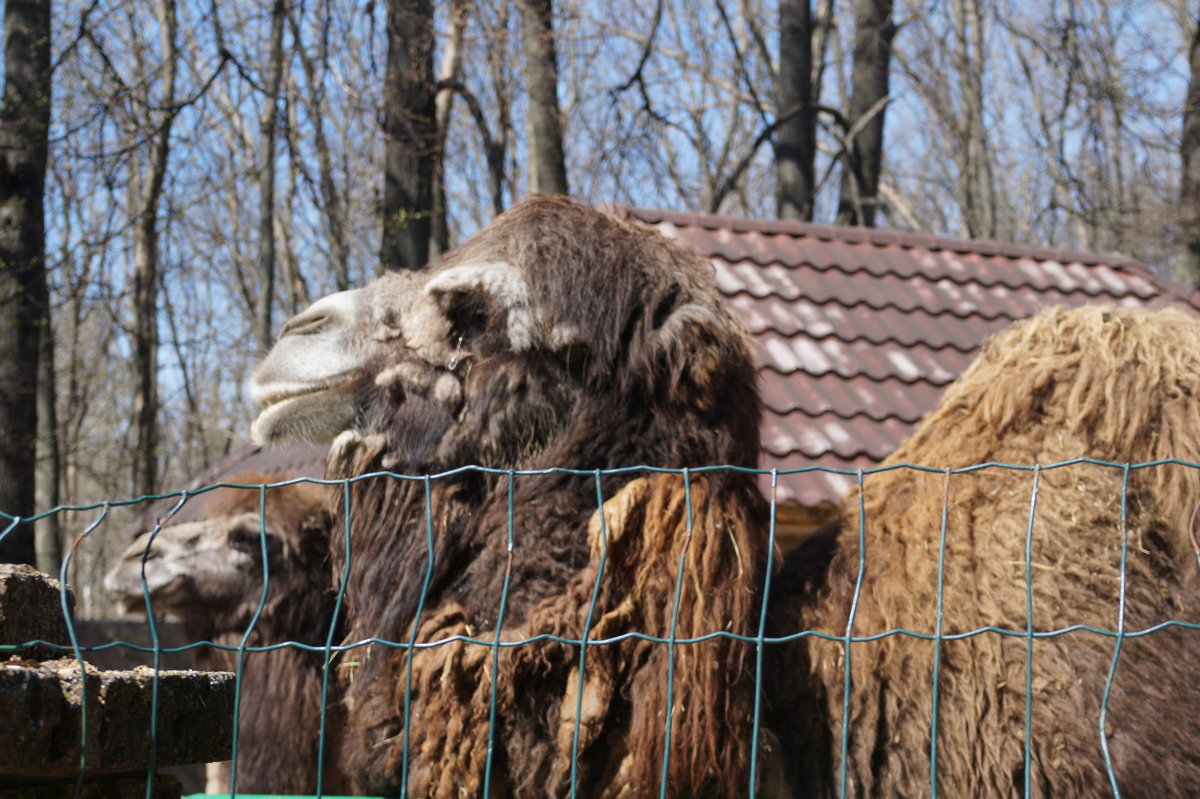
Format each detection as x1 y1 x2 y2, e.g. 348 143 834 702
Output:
624 204 1159 271
1116 260 1200 309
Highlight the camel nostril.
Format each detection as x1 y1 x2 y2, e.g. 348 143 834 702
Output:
281 311 329 337
274 289 362 342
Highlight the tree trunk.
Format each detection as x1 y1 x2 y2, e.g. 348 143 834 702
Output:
253 0 288 355
775 0 816 220
35 297 60 574
280 93 310 315
160 262 208 477
835 0 894 227
518 0 568 195
950 0 994 239
811 0 835 98
486 14 513 215
291 3 350 290
131 196 161 499
431 0 469 262
380 0 437 272
0 0 51 564
1179 15 1200 287
131 0 179 498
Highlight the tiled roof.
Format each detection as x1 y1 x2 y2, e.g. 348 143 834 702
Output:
624 206 1200 509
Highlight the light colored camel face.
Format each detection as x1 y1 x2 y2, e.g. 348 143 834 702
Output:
250 288 375 444
104 512 270 615
250 261 549 445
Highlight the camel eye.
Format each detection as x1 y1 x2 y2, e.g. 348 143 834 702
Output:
230 521 267 550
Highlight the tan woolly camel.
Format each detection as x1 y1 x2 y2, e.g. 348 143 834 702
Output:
769 304 1200 798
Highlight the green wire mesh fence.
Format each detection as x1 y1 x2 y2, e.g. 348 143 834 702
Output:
4 459 1200 799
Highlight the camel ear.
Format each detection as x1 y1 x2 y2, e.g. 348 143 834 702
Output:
652 301 722 348
424 260 539 351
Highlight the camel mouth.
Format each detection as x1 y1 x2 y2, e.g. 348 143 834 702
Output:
250 373 367 445
250 370 364 410
105 566 187 617
115 591 187 622
117 593 150 616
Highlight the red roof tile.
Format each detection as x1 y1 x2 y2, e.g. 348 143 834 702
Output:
623 206 1200 508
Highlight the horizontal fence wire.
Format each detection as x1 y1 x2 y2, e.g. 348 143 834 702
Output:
3 459 1200 799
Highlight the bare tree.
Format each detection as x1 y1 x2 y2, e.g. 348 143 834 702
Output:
24 0 1197 615
811 0 835 96
380 0 437 271
1180 12 1200 287
835 0 894 227
894 0 995 238
952 0 994 238
775 0 816 220
35 303 61 572
278 82 310 315
431 0 470 260
0 0 51 563
480 0 515 214
253 0 289 355
519 0 569 194
451 72 511 218
289 0 350 290
129 0 181 498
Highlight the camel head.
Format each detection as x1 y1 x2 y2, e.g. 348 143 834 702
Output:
104 477 330 620
249 196 760 473
106 511 275 615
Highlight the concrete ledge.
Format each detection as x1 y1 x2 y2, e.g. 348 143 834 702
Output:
0 774 182 799
0 565 72 658
0 658 234 784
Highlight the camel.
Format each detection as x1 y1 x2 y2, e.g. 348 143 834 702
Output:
105 475 348 793
249 196 783 796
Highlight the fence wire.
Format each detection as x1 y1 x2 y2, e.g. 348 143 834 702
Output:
4 458 1200 799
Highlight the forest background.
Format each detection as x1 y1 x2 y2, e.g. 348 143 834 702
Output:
2 0 1199 613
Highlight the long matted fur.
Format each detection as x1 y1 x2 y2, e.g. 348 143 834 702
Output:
782 305 1200 797
270 198 783 796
